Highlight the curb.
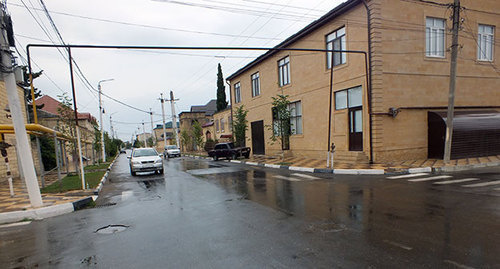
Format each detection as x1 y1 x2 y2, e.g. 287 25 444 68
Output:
0 155 119 225
183 155 500 175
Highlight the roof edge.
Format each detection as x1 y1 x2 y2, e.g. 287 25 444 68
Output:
226 0 360 81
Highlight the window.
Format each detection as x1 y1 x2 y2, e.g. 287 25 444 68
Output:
278 56 290 86
215 119 219 132
335 86 362 110
251 72 260 97
326 27 346 68
228 116 232 129
289 101 302 135
426 17 445 57
478 24 494 61
234 82 241 103
221 118 225 132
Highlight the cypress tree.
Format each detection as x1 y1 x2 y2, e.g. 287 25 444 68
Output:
216 63 228 111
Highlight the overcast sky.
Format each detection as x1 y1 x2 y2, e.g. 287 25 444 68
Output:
9 0 343 141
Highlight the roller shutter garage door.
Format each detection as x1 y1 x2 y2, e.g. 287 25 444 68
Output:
428 110 500 159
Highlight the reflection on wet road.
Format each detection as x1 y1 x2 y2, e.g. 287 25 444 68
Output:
1 155 499 268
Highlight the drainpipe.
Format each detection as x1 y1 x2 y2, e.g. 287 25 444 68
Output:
226 80 234 143
363 0 374 164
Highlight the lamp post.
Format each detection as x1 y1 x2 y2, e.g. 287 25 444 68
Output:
98 79 114 162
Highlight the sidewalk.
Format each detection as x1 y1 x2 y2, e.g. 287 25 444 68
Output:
188 151 500 174
0 157 117 224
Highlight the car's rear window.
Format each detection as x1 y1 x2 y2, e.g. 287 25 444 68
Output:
133 149 157 157
166 146 178 149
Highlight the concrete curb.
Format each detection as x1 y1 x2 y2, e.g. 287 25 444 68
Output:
0 196 95 225
183 155 500 175
0 155 119 225
94 155 119 195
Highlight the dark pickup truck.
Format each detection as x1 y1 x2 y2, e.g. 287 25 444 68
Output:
208 142 251 161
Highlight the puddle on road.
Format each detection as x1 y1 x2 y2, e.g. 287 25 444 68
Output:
95 225 129 234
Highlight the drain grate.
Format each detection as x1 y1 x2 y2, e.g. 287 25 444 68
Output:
95 224 129 234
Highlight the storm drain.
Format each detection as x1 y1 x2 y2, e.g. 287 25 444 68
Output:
95 224 129 234
94 202 117 208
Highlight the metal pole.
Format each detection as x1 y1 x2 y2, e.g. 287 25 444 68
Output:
35 137 45 187
326 49 335 168
150 108 155 144
142 122 147 147
53 132 61 183
444 0 460 164
67 48 86 190
160 93 167 147
98 83 106 162
169 91 181 148
1 7 43 207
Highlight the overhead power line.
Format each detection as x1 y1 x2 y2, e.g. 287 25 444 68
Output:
7 2 284 41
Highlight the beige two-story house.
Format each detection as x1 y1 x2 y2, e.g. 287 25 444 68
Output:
227 0 499 164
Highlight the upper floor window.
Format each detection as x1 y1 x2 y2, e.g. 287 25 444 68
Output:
478 24 494 61
278 56 290 86
251 72 260 97
215 119 219 132
228 116 232 128
220 118 225 132
234 82 241 103
326 27 346 68
426 17 445 57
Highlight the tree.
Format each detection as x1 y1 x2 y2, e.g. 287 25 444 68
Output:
18 66 44 122
180 129 191 151
57 93 79 173
216 63 228 111
133 139 144 148
233 105 248 147
191 121 204 151
266 94 291 153
146 136 154 147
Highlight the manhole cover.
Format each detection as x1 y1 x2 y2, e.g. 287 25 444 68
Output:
95 224 129 234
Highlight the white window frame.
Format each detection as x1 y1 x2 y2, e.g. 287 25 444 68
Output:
289 101 302 135
326 26 346 68
220 118 225 132
278 56 290 86
426 17 446 58
234 82 241 103
251 72 260 97
215 119 219 132
478 24 494 61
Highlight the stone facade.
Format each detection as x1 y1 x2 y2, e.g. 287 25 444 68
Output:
227 0 499 163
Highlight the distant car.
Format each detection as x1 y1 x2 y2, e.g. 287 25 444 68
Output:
128 148 163 176
164 145 181 158
208 142 250 161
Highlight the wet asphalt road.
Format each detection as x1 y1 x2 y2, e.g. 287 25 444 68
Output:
1 153 499 268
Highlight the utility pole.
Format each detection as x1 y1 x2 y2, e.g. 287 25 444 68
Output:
98 79 113 162
443 0 460 163
1 6 43 207
160 93 167 148
149 108 155 145
142 121 147 147
167 91 180 148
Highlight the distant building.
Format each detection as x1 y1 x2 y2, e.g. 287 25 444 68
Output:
153 121 180 150
179 100 217 151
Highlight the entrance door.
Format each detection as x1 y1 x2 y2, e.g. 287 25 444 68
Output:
251 120 265 155
349 107 363 151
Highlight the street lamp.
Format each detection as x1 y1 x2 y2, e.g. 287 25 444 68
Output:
98 78 114 162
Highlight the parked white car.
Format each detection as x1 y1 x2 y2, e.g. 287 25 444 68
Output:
128 148 163 176
164 145 181 158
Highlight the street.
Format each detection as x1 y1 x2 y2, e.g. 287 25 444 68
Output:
1 153 499 268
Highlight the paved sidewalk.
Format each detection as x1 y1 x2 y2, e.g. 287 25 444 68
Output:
189 151 500 173
0 173 92 213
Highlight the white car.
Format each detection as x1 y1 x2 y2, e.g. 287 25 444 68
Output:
164 145 181 158
128 148 164 176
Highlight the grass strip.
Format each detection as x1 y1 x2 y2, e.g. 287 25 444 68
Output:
41 171 106 193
